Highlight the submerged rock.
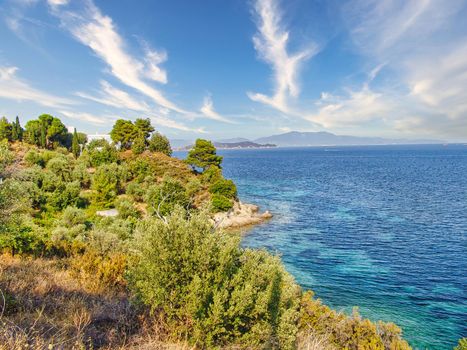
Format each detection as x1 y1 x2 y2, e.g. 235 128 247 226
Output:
213 201 272 229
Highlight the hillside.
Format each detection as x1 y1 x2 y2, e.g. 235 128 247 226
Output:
0 115 412 349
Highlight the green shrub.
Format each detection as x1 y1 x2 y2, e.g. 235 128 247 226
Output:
298 291 411 350
211 193 234 212
126 181 145 202
86 140 119 167
47 181 82 211
91 163 122 208
202 165 223 184
455 338 467 350
72 161 91 187
46 155 74 182
145 178 190 217
61 206 87 228
128 209 300 348
148 132 172 156
116 198 141 219
24 149 45 167
210 178 237 199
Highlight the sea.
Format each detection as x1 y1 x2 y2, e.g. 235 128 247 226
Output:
176 144 467 349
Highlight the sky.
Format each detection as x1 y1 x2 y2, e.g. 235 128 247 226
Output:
0 0 467 142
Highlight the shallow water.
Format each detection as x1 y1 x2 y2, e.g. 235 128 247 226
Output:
176 144 467 349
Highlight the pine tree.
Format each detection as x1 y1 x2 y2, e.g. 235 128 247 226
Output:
72 128 80 158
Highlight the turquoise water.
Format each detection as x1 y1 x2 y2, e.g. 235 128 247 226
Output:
176 145 467 348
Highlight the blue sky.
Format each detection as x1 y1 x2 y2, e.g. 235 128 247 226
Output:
1 0 466 141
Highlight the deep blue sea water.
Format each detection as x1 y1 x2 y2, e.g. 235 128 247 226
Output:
177 145 467 349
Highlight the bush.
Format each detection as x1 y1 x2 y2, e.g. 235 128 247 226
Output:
128 209 301 348
298 291 411 350
116 198 141 219
145 178 190 217
211 193 234 212
455 338 467 350
148 132 172 156
47 181 82 211
24 149 45 167
46 155 74 182
210 178 237 199
126 181 145 202
91 163 122 208
72 161 91 187
61 206 88 228
86 141 119 167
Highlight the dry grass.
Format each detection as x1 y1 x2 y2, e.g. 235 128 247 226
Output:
0 254 191 349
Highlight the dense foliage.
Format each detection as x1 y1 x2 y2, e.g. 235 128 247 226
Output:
186 138 223 171
0 115 413 349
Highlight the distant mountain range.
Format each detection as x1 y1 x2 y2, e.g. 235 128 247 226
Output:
254 131 441 147
213 141 276 149
170 131 442 150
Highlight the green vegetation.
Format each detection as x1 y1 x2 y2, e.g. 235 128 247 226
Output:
0 115 412 349
186 138 223 171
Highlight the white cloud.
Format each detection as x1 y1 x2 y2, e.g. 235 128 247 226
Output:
51 0 187 114
59 110 114 125
47 0 68 7
0 66 75 108
248 0 317 113
331 0 467 139
200 95 234 123
306 85 393 128
76 80 150 112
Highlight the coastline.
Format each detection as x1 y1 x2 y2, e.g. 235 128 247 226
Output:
212 201 272 229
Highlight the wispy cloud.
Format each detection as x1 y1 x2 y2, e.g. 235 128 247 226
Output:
50 0 187 114
59 110 114 125
75 80 150 112
200 95 234 124
248 0 317 113
340 0 467 139
306 85 393 128
0 66 75 108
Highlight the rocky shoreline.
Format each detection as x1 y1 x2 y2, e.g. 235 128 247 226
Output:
212 201 272 229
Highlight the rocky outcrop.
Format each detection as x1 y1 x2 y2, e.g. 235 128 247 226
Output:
212 201 272 229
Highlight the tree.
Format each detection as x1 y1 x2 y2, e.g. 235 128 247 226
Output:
25 115 68 148
24 120 41 145
11 116 23 141
72 128 80 158
0 117 12 141
110 119 138 149
77 132 87 145
47 117 68 146
131 135 146 155
15 116 23 141
186 139 222 171
148 132 172 156
134 118 154 140
40 123 47 148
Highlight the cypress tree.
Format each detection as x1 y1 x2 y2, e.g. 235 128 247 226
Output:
40 123 46 148
72 128 80 158
15 116 22 141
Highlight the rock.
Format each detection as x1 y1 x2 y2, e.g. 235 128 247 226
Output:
212 201 272 229
96 208 119 217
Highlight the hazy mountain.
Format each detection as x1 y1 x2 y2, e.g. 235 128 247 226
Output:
170 139 193 150
213 141 276 149
216 137 251 143
254 131 442 147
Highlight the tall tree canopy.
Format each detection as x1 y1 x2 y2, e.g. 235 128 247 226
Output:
0 117 12 141
25 114 68 148
186 139 223 171
110 119 139 149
